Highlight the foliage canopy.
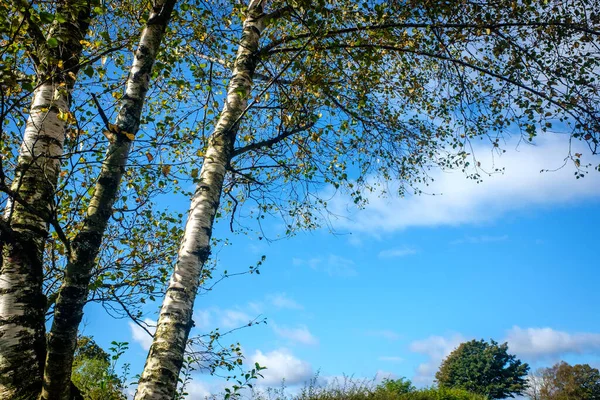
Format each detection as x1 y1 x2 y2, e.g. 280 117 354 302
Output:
435 339 528 399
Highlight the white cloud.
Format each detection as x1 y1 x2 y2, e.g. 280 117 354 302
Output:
330 137 600 234
505 326 600 359
220 309 254 329
324 255 358 277
374 370 398 383
294 254 358 277
408 327 600 385
292 257 322 269
409 334 466 384
267 293 304 310
250 348 313 385
378 247 418 258
367 330 402 341
183 380 212 399
193 309 212 330
128 318 157 351
273 324 318 345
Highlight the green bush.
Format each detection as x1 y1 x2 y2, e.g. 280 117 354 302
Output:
243 376 486 400
398 387 487 400
375 378 416 396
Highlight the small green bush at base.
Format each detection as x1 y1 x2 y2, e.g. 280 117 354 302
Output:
244 376 487 400
398 387 487 400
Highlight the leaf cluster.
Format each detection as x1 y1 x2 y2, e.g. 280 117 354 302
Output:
435 339 529 399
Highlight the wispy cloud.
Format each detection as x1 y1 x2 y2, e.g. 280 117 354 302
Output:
183 380 212 399
375 370 398 383
273 324 318 346
193 309 212 330
409 326 600 384
506 326 600 360
378 247 418 258
367 330 402 341
128 318 157 351
409 334 467 384
219 309 255 329
267 293 304 310
330 137 600 235
294 254 358 277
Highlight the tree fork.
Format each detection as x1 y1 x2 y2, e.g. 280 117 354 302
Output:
42 0 178 398
0 0 92 397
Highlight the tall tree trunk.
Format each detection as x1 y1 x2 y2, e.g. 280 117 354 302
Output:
42 1 177 399
134 2 266 398
0 1 91 397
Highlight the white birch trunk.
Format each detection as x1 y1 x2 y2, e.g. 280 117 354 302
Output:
134 2 267 398
0 83 69 399
42 1 178 398
1 2 92 397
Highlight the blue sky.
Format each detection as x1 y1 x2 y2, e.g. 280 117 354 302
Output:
82 133 600 398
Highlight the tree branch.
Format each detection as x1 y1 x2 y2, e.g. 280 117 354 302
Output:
15 0 47 51
0 183 72 254
232 120 316 157
0 218 16 244
112 293 155 338
269 42 596 127
261 21 600 54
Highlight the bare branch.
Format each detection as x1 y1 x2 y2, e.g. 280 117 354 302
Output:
261 21 600 54
232 120 316 157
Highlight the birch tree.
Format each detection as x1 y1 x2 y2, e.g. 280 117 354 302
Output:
136 0 600 397
42 0 179 398
1 0 189 398
1 0 599 399
0 0 94 397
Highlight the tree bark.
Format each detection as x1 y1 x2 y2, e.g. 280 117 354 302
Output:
42 1 178 399
0 1 91 397
134 1 266 398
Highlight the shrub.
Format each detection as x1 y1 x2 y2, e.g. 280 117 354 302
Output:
399 387 487 400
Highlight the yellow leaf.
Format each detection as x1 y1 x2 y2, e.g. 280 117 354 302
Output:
161 165 171 176
124 131 135 141
57 109 69 121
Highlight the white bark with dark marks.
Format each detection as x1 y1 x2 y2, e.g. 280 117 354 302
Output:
0 83 70 399
134 1 267 399
42 1 178 399
0 0 93 393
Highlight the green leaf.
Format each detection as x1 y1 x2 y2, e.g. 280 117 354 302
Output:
22 81 34 93
47 37 59 48
39 11 54 24
83 66 94 78
55 13 67 23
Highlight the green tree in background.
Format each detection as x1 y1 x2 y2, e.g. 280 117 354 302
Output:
536 362 600 400
436 339 528 399
71 336 127 400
